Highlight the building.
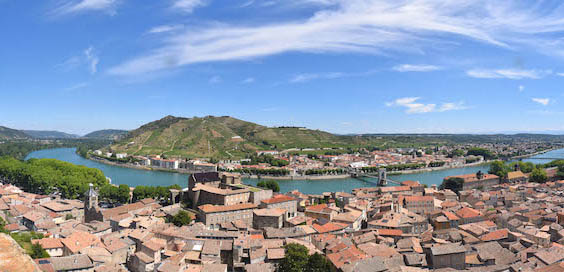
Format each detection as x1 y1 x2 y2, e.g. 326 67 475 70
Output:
507 171 527 183
259 194 298 220
84 183 103 223
32 238 64 257
398 195 434 215
444 172 499 191
253 208 285 229
198 203 257 229
429 244 466 270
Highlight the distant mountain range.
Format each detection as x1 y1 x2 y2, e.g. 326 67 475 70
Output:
0 127 128 141
22 130 80 139
0 126 30 140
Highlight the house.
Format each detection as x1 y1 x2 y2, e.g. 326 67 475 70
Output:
259 194 298 219
429 244 466 270
305 204 337 221
398 195 434 215
507 171 528 183
32 238 64 257
445 172 499 191
456 207 483 224
253 208 285 229
198 203 256 230
49 254 94 272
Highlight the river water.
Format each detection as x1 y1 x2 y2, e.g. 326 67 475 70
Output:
25 148 564 195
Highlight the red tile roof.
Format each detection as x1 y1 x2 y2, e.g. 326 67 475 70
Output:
261 194 296 205
376 229 403 236
456 207 482 219
480 229 509 242
312 222 347 234
198 203 257 213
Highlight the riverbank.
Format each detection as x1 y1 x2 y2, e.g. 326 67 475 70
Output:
79 147 560 182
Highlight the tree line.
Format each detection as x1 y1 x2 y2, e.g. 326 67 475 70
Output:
0 157 107 199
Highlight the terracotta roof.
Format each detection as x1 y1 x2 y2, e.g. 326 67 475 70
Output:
481 229 509 242
400 195 433 202
198 203 256 213
443 211 460 221
253 208 285 217
261 194 296 205
446 173 499 183
61 231 100 254
32 238 63 249
376 228 403 236
380 186 411 193
508 171 526 180
456 207 482 219
312 222 347 234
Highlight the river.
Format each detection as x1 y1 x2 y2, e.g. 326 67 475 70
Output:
25 148 564 195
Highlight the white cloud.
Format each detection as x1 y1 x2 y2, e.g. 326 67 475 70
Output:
392 64 440 72
209 75 222 83
518 85 525 92
84 47 99 74
54 0 119 15
557 72 564 77
109 0 564 76
172 0 207 13
147 24 184 34
466 69 548 79
386 97 467 114
64 82 89 91
242 77 255 83
532 98 550 106
290 72 345 83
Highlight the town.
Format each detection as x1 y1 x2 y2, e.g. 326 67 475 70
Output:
91 140 560 180
2 161 564 271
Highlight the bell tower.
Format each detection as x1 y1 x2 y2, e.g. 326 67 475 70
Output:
84 183 103 223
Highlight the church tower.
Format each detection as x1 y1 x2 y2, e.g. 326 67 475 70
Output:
84 183 103 223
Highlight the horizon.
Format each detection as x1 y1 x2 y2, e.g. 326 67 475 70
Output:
3 1 564 134
6 114 564 136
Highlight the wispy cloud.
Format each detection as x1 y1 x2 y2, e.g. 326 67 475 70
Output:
55 47 99 75
53 0 120 15
64 82 89 91
386 97 467 114
84 46 99 74
518 85 525 92
172 0 207 13
290 72 345 83
209 75 222 84
466 68 549 79
392 64 440 72
147 24 184 34
109 0 564 76
532 98 550 106
242 77 255 84
290 70 377 83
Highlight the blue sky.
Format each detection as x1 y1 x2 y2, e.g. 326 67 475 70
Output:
2 0 564 135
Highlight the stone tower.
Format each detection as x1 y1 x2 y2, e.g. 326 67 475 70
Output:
84 183 103 223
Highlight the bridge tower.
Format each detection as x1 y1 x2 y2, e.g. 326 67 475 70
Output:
378 168 387 186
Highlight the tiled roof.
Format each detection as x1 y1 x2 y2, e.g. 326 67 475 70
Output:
480 229 509 242
32 238 63 249
261 194 296 204
312 222 347 234
198 203 256 213
456 207 482 219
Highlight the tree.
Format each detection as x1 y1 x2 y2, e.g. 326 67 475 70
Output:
489 161 509 179
307 252 335 272
467 147 495 160
257 180 280 192
439 177 465 194
117 184 131 203
530 168 548 183
280 243 309 272
30 243 50 259
170 210 192 227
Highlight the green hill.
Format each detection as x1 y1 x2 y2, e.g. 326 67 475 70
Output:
84 129 129 140
110 115 368 159
22 130 80 139
0 126 30 140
